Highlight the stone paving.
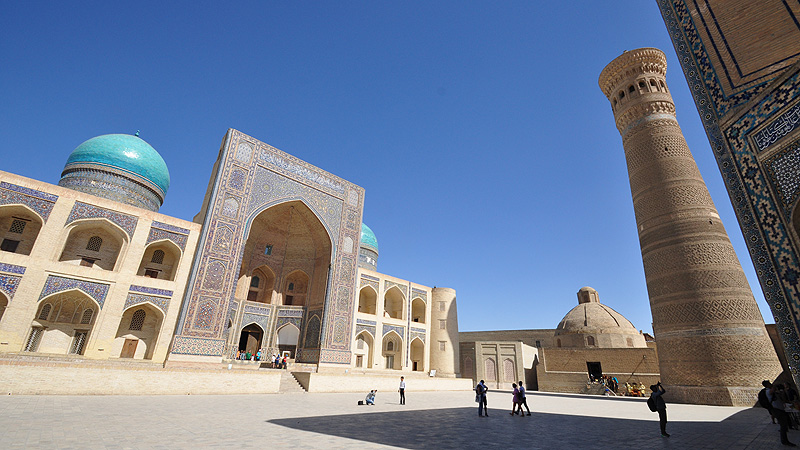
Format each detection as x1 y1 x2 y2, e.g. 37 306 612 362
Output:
0 390 796 449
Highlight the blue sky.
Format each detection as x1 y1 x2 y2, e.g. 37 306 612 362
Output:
0 2 772 333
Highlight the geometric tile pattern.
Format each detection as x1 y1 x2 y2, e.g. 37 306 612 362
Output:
66 201 138 238
410 288 427 302
410 327 426 343
124 293 170 315
0 181 57 222
355 322 376 338
172 129 364 363
277 308 303 318
170 335 226 356
0 263 26 275
38 275 110 309
129 285 173 297
242 312 270 332
383 323 405 338
754 103 800 152
146 221 189 251
0 274 22 300
766 144 800 211
384 280 407 298
659 0 800 383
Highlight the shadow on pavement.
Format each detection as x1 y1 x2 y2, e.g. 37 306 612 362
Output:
268 405 777 449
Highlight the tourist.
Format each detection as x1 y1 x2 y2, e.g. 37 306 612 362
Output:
274 354 280 368
281 355 287 369
256 350 262 361
476 380 488 417
759 380 776 424
518 381 531 416
768 383 796 446
245 350 252 361
510 383 521 415
399 376 406 405
650 381 669 437
365 389 377 405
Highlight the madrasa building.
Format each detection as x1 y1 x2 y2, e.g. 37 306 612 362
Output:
0 129 469 394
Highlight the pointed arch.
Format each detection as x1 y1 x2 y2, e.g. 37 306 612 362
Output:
30 289 100 355
358 285 378 315
410 337 425 372
0 204 44 256
283 270 309 306
354 330 374 369
383 286 405 320
115 302 164 360
137 239 182 281
246 265 276 303
411 297 426 323
381 330 403 370
59 218 128 271
0 291 9 323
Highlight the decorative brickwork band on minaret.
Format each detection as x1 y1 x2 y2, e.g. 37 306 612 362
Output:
598 48 781 406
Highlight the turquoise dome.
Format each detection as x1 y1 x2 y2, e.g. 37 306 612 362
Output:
360 223 379 254
64 134 170 196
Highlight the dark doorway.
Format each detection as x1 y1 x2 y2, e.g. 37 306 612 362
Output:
587 361 602 381
239 324 264 355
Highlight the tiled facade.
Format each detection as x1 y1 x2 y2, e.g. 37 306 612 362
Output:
658 1 800 388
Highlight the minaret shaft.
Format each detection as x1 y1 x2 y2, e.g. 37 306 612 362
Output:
599 48 780 406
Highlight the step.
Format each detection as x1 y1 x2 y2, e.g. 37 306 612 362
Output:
278 371 307 393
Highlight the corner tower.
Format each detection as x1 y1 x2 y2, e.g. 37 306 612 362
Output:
430 287 459 377
599 48 781 406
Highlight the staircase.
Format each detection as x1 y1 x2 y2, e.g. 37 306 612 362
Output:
279 371 306 393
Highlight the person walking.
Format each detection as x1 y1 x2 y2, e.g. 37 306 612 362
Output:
768 383 797 446
399 376 406 405
518 381 531 416
510 383 522 416
759 380 777 424
476 380 489 417
650 382 669 437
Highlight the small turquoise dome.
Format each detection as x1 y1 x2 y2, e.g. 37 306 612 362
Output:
360 223 379 254
64 134 170 196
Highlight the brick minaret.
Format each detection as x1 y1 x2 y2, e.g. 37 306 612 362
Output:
598 48 781 406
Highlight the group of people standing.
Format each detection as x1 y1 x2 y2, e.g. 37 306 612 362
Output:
233 350 288 369
759 379 798 446
473 380 530 417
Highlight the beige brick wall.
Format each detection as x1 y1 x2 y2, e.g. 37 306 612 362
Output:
292 372 473 393
536 347 660 394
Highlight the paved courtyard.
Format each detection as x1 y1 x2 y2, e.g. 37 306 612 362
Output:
0 390 795 449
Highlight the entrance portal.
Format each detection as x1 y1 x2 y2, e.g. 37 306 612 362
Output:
239 324 264 356
587 361 602 381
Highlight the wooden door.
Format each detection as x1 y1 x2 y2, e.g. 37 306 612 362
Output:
120 339 138 358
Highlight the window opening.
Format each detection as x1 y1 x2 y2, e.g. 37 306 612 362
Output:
628 85 635 93
38 304 52 321
80 257 96 267
439 301 445 312
86 236 102 252
288 283 294 291
70 331 88 354
81 309 94 324
144 269 159 278
129 309 146 331
250 276 260 288
355 355 363 367
439 319 446 329
387 341 394 351
9 219 26 234
24 328 44 352
264 245 272 255
439 341 446 351
1 239 20 253
151 249 165 264
285 295 294 305
535 340 541 347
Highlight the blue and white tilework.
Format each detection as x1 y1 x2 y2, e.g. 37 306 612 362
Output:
0 274 21 300
124 293 170 315
383 323 405 338
146 221 189 251
38 275 110 308
0 182 57 222
129 285 173 297
0 263 26 275
66 201 138 238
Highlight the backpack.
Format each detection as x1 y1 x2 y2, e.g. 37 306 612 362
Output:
758 388 772 409
646 396 657 412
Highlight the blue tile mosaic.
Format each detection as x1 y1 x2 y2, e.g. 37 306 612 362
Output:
0 183 57 222
0 263 26 275
66 201 138 238
0 274 22 300
38 275 110 308
129 285 173 297
124 293 170 314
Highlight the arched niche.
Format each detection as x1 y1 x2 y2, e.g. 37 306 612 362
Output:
29 290 99 355
0 204 44 256
239 201 332 309
382 331 403 370
410 337 425 372
383 286 405 320
411 297 426 323
58 219 127 271
283 270 309 306
246 265 276 303
358 286 377 315
238 323 264 356
136 240 182 281
353 330 374 369
276 323 300 358
113 303 164 360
